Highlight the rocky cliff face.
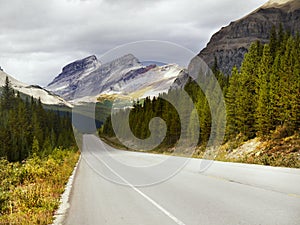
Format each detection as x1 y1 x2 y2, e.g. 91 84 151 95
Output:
47 54 141 101
60 55 100 79
170 69 189 90
47 55 101 98
198 0 300 75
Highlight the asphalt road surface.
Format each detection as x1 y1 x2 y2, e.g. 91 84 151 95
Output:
64 134 300 225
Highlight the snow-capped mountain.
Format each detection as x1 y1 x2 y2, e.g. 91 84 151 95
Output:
47 54 186 104
100 63 186 100
47 55 101 99
0 69 72 107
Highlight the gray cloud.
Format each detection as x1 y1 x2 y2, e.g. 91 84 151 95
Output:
0 0 267 86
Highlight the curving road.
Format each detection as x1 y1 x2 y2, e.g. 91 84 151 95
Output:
64 135 300 225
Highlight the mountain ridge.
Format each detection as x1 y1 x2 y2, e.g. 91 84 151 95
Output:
198 0 300 75
48 55 100 87
46 54 185 104
0 70 72 107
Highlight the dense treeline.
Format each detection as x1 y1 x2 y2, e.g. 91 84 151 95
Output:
100 28 300 149
100 72 226 149
0 77 75 162
226 27 300 140
103 94 182 149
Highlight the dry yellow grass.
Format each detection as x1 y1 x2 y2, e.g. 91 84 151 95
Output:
0 148 79 225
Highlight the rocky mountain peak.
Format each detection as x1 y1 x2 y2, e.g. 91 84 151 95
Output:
46 53 185 103
63 55 98 73
48 55 101 86
198 0 300 75
46 54 143 101
64 54 96 69
105 54 140 68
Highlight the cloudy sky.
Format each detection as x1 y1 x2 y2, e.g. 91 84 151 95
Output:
0 0 267 86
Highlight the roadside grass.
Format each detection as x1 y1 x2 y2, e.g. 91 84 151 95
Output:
214 132 300 168
0 148 79 225
240 133 300 168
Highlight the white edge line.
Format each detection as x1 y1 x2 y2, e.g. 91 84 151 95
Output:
87 145 186 225
52 155 81 225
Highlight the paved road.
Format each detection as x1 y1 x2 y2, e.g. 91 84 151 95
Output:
64 135 300 225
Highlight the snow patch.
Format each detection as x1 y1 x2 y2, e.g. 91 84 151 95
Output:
0 70 72 107
263 0 294 7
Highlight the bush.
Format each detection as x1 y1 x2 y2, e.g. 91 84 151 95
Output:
0 148 79 224
271 124 293 140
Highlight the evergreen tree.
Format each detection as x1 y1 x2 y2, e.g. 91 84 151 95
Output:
235 41 263 138
31 136 39 156
256 44 273 136
0 77 76 162
225 66 240 139
269 55 281 127
269 26 277 58
1 76 14 110
278 36 295 130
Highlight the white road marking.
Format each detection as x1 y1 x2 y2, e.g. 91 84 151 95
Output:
84 141 186 225
52 155 81 225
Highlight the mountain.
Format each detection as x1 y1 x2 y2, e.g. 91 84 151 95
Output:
0 70 72 107
47 54 185 104
47 55 101 99
198 0 300 75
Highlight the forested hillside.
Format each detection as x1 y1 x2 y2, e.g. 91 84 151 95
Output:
226 27 299 140
0 77 75 162
0 76 79 224
100 28 300 165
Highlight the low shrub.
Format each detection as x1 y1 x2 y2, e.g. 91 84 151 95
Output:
0 147 79 224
